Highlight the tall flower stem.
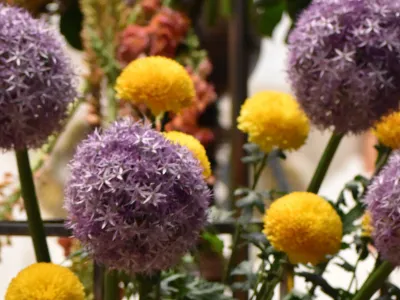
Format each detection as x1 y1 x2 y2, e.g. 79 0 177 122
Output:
353 261 394 300
309 141 390 296
305 133 343 295
104 270 119 300
307 133 344 193
224 154 268 284
15 149 50 262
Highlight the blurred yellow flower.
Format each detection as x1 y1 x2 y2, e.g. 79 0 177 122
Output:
361 211 373 238
115 56 195 116
164 131 211 178
237 91 310 153
263 192 342 265
374 111 400 149
6 263 85 300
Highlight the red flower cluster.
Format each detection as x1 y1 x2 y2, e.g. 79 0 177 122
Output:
165 59 217 146
117 8 190 65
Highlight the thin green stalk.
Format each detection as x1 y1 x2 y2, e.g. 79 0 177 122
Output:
224 154 268 284
15 149 50 262
353 261 394 300
107 87 118 124
256 266 284 300
310 146 391 296
347 255 361 292
104 270 119 300
375 147 392 173
307 133 344 193
252 154 268 190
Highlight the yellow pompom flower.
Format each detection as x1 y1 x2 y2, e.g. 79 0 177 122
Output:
263 192 342 265
237 91 310 153
374 111 400 149
6 263 85 300
361 211 373 238
164 131 211 178
115 56 195 116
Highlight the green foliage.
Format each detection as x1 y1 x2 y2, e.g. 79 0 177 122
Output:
200 232 224 254
252 0 285 37
60 0 83 50
160 273 233 300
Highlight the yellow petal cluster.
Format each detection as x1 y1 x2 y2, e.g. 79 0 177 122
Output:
263 192 342 265
361 211 373 238
115 56 195 116
237 91 310 153
5 263 85 300
164 131 211 178
374 111 400 149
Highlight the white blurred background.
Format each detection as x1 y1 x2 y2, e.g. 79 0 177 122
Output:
0 15 398 299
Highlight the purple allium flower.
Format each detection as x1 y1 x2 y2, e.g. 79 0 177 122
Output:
65 120 211 274
364 151 400 265
288 0 400 133
0 5 76 150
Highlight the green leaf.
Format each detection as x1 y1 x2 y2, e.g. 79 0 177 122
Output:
201 232 224 254
334 260 355 272
234 188 251 197
243 143 260 154
236 191 261 208
283 291 313 300
296 272 339 299
242 232 268 249
342 203 365 235
59 0 83 50
285 0 313 21
241 152 265 164
253 0 285 37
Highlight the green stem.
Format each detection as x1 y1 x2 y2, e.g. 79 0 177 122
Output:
107 87 118 124
137 273 161 300
155 112 166 132
353 261 394 300
252 154 268 190
375 147 392 173
347 255 361 292
224 154 268 284
15 149 50 262
309 146 391 296
307 133 344 193
104 270 119 300
256 266 284 300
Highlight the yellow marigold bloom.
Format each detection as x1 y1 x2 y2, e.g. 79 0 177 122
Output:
164 131 211 178
6 263 85 300
237 91 310 152
263 192 342 265
374 111 400 149
361 211 373 238
115 56 195 116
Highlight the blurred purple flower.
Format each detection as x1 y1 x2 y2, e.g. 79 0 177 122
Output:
364 151 400 265
0 4 76 150
65 120 211 274
288 0 400 133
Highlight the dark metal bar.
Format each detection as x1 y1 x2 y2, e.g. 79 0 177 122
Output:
0 220 263 236
0 220 71 236
229 1 250 299
229 0 249 197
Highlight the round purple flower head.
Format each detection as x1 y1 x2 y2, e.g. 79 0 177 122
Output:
65 120 211 274
288 0 400 133
0 4 76 150
364 151 400 265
